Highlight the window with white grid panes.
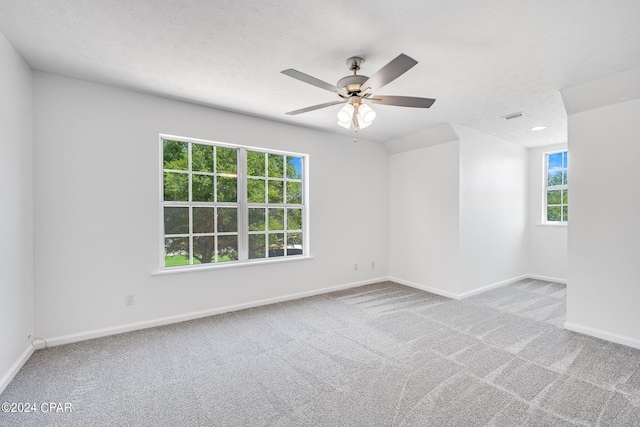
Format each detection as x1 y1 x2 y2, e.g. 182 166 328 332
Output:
545 150 568 223
161 136 306 269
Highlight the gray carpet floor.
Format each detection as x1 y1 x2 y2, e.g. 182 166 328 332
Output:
2 279 640 426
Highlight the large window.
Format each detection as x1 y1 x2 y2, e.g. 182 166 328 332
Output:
545 150 568 223
161 135 306 269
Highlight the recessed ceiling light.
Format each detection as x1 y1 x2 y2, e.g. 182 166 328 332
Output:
530 126 547 131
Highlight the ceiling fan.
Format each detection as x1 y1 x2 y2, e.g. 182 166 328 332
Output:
281 53 435 130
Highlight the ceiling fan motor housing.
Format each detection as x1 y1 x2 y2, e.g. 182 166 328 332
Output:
337 75 368 96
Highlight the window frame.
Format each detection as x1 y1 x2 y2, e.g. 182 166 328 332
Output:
543 149 568 224
159 134 310 271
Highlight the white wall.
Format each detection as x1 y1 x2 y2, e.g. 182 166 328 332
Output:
389 141 461 296
527 143 567 281
456 125 528 294
33 72 389 341
0 33 34 390
389 125 528 298
565 97 640 347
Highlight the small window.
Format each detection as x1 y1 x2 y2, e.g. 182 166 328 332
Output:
545 150 568 223
161 136 307 269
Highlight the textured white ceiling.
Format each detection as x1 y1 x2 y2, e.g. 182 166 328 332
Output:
1 0 640 147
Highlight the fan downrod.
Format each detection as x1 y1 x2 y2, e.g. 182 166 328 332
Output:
337 56 368 97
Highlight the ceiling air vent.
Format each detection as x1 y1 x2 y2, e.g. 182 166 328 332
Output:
501 112 525 120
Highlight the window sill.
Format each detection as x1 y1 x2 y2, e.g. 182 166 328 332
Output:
538 222 567 227
151 255 314 275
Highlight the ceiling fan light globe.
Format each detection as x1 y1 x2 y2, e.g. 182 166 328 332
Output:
364 111 376 123
355 104 376 128
358 104 376 124
358 120 372 129
337 103 355 126
337 111 351 123
362 110 376 123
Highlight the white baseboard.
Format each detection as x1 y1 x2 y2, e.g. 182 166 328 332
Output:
388 277 462 299
526 274 567 284
457 275 530 298
0 345 35 396
388 274 529 300
44 276 389 347
564 321 640 350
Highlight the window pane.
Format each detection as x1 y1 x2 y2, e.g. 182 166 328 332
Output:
247 151 265 177
192 174 214 202
192 143 213 173
286 181 302 204
286 156 302 179
562 151 568 169
163 140 188 170
547 153 563 186
247 178 265 203
217 176 237 202
268 233 284 257
193 236 215 264
549 152 562 169
287 233 303 256
562 189 568 204
164 207 189 234
165 237 189 266
217 235 238 262
547 190 561 205
249 234 266 259
268 208 284 231
164 172 189 201
268 180 284 204
563 169 568 185
548 170 563 186
216 147 237 174
193 207 215 233
249 208 266 231
547 206 561 222
217 207 237 232
268 154 284 178
287 208 302 230
562 206 568 222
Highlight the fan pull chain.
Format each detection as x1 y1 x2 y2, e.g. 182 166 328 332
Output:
354 128 358 143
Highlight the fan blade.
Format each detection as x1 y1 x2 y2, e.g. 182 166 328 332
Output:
360 54 418 93
285 100 347 115
282 69 348 95
368 95 435 108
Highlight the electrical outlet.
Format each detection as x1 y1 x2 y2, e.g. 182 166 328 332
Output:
354 263 358 271
371 261 375 269
125 294 135 306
